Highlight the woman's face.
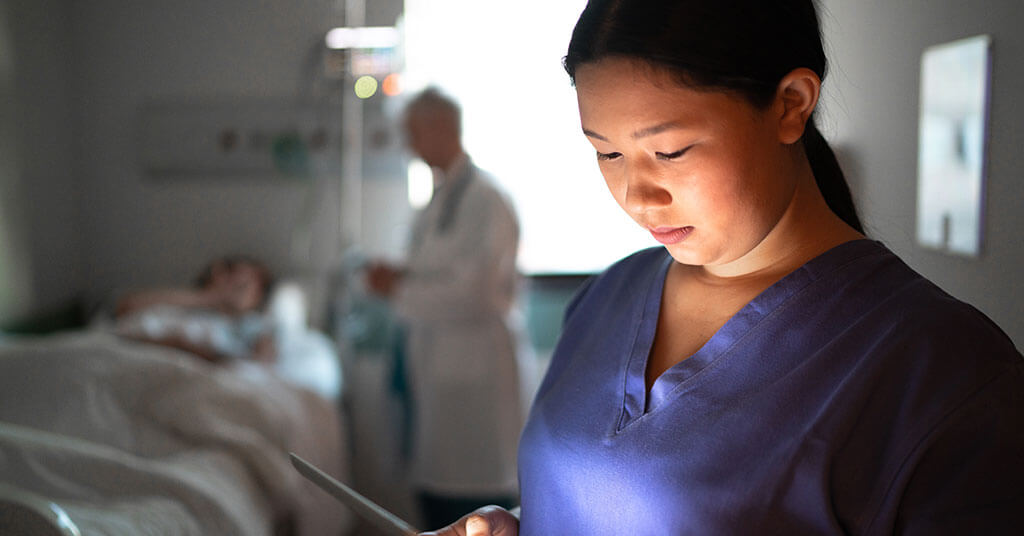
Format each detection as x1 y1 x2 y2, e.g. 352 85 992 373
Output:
575 58 798 268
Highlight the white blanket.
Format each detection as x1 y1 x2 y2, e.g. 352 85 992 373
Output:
0 331 352 535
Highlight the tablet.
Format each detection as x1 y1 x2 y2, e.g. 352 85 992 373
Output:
289 452 419 536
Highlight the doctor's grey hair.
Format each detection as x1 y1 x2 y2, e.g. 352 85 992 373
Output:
404 87 463 136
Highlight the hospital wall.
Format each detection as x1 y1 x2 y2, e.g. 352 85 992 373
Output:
0 0 81 323
819 0 1024 347
2 1 1023 349
2 0 408 329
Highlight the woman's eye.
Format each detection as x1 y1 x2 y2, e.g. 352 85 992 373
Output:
596 151 621 161
656 146 693 160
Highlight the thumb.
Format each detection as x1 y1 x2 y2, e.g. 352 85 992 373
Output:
465 514 492 536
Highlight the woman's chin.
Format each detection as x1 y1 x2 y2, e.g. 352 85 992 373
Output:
662 243 708 267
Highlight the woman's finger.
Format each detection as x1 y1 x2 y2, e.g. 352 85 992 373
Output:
464 514 492 536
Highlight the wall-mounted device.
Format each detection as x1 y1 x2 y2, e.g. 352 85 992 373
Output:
137 97 343 179
916 35 992 257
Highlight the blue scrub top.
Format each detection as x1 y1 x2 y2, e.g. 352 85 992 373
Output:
518 239 1023 535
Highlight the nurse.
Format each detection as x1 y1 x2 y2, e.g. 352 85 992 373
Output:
423 0 1024 534
367 88 529 529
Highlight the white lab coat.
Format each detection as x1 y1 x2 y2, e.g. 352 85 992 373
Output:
393 155 529 496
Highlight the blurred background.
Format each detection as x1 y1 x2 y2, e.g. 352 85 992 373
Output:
3 0 1023 347
1 0 1023 531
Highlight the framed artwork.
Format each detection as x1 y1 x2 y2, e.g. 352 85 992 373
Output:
915 35 992 257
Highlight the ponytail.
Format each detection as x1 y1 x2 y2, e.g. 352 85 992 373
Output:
802 120 864 234
565 0 864 233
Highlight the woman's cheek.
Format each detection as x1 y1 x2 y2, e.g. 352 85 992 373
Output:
600 168 628 208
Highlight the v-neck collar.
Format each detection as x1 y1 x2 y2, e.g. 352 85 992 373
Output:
616 239 884 432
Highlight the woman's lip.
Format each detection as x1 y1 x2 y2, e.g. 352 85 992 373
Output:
649 226 694 245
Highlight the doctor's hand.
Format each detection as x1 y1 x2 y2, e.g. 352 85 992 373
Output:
365 261 403 298
419 505 518 536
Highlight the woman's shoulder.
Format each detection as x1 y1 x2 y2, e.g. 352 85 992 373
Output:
598 247 669 282
830 246 1023 438
856 277 1024 532
563 247 669 321
809 240 1017 357
888 279 1020 371
860 243 1019 362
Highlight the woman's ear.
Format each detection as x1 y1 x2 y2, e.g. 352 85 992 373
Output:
774 67 821 144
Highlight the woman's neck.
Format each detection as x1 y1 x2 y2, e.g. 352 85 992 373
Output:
698 168 863 285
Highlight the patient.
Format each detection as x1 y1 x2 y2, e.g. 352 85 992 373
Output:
113 256 277 363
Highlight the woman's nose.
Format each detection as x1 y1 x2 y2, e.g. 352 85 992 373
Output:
623 163 672 214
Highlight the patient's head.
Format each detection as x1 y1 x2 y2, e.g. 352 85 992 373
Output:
195 256 274 314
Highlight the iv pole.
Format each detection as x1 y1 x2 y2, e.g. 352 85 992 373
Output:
339 0 365 254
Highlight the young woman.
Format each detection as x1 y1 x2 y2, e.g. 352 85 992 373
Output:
423 1 1023 534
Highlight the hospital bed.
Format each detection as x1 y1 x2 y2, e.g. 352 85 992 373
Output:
0 282 354 535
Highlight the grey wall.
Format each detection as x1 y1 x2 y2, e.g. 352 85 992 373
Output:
4 0 1021 347
70 0 342 310
1 0 81 321
0 0 415 332
2 0 408 327
819 0 1024 347
66 0 407 325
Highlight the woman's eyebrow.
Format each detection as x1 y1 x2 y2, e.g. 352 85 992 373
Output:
582 121 689 142
631 121 687 139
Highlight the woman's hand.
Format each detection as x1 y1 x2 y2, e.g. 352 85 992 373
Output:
419 505 518 536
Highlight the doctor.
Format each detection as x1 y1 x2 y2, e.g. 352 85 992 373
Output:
366 87 528 529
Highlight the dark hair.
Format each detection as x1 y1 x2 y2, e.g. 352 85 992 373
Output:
194 255 275 308
564 0 863 233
